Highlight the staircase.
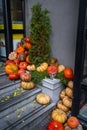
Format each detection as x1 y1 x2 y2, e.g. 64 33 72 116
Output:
0 63 55 130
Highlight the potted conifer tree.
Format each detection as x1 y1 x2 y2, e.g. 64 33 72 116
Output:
29 3 51 66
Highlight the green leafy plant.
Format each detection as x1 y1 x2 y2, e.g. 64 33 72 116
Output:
56 72 69 85
30 70 49 84
29 3 51 66
30 70 68 86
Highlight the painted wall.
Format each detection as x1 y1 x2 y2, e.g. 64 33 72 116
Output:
25 0 79 69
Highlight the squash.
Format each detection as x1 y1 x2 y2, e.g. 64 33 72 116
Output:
23 42 32 49
47 65 58 74
8 73 19 80
37 62 48 72
36 93 50 105
58 65 65 72
18 69 26 76
47 120 64 130
65 87 73 98
62 96 72 108
19 62 28 70
16 46 25 54
27 64 36 71
57 100 69 112
67 81 73 89
20 72 31 82
18 53 26 61
5 64 18 74
64 123 72 130
5 60 15 65
8 51 17 60
67 116 79 129
23 37 30 42
51 109 67 123
60 89 66 99
63 68 74 80
49 57 58 66
26 56 32 64
21 81 35 90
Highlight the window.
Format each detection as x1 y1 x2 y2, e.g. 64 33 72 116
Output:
0 0 25 60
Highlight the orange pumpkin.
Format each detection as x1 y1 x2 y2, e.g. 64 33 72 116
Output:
63 68 74 80
67 116 79 129
19 62 28 70
26 56 32 64
5 64 18 74
23 37 30 42
17 69 26 76
16 46 25 54
8 73 19 80
23 42 32 49
5 60 15 65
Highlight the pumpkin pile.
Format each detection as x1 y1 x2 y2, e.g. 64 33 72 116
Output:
58 80 73 112
5 37 32 80
20 72 35 90
48 65 74 125
51 80 73 124
47 116 83 130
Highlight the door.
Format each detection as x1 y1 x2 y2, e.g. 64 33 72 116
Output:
71 0 87 127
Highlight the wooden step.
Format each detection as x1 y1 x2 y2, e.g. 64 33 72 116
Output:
0 82 42 118
0 66 56 130
0 100 55 130
0 74 20 89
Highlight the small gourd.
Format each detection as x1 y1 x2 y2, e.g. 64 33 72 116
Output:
21 81 35 90
37 62 48 72
62 96 72 108
8 51 17 60
64 123 72 130
67 116 79 129
20 72 31 82
60 89 66 99
51 108 67 123
27 64 36 71
57 100 69 112
47 65 58 74
18 53 26 61
15 46 25 54
49 57 58 66
65 87 73 98
58 65 65 72
67 81 73 89
36 93 50 105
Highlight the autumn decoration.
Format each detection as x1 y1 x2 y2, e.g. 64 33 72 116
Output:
51 109 67 123
67 116 79 129
36 93 50 105
47 120 64 130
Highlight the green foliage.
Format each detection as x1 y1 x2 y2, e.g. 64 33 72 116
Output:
29 3 51 66
30 69 68 86
56 72 69 86
30 70 49 84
